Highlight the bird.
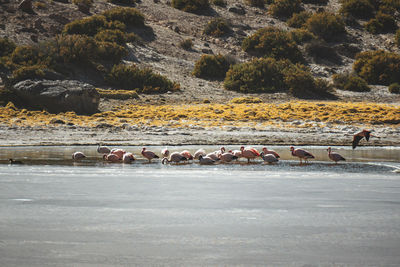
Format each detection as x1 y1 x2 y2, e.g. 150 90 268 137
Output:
97 143 111 154
290 146 315 164
230 149 242 160
103 153 120 163
194 149 206 160
352 129 374 149
9 158 23 164
111 148 126 160
262 147 280 159
219 152 238 163
327 147 345 164
206 152 220 161
180 150 194 160
162 152 187 164
260 152 279 164
240 146 260 163
198 155 216 165
161 148 170 158
72 151 86 160
141 147 159 163
122 152 135 163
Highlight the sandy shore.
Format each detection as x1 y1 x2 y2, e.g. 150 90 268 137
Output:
1 123 399 147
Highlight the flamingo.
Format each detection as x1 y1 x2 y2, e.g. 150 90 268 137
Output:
72 151 86 160
141 147 159 162
198 155 216 165
290 146 315 164
180 150 194 160
260 152 279 164
219 153 238 163
352 129 375 149
194 149 206 159
230 149 242 160
122 152 135 163
103 153 120 163
162 152 187 164
97 144 111 154
240 146 260 163
111 149 126 160
161 148 170 158
327 147 345 164
206 152 220 161
262 147 280 159
9 158 23 164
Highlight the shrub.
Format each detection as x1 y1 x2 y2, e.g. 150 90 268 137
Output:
55 34 98 63
230 96 262 104
242 27 304 63
306 12 346 41
339 0 375 19
269 0 302 19
107 64 179 93
179 39 193 50
96 88 139 99
0 88 18 106
224 57 288 93
354 50 400 85
212 0 226 7
108 0 137 5
388 83 400 93
289 28 316 44
193 54 230 80
103 7 145 27
10 45 41 66
0 38 16 57
365 12 398 34
63 15 107 36
11 65 46 83
203 18 231 37
171 0 210 13
95 29 126 45
245 0 265 8
96 41 127 62
396 29 400 47
343 75 371 92
305 40 341 64
287 11 311 28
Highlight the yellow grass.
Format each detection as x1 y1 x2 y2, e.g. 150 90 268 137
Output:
0 101 399 129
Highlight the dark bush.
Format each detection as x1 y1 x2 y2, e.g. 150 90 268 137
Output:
242 27 304 63
306 12 346 41
108 0 137 5
103 7 145 27
179 39 193 50
287 11 311 28
63 15 107 36
381 0 400 11
0 87 18 106
269 0 302 19
193 54 230 80
388 82 400 93
305 40 341 64
302 0 328 4
55 34 98 63
203 18 231 37
0 38 16 57
73 0 93 13
10 45 41 66
343 75 371 92
171 0 210 13
354 50 400 85
107 64 179 93
96 41 127 63
212 0 226 7
289 28 316 44
396 29 400 47
245 0 266 8
339 0 375 19
11 65 46 83
224 57 289 93
365 12 398 34
95 29 126 45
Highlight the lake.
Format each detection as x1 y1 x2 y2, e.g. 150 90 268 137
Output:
0 146 399 266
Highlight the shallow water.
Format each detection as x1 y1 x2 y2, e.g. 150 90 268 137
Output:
0 146 400 266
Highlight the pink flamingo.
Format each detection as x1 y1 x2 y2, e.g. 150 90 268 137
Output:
206 152 220 161
103 153 120 163
162 152 187 164
327 147 345 164
122 152 136 163
72 151 86 160
290 146 315 164
111 149 126 160
240 146 260 163
141 147 159 163
97 144 111 154
229 149 242 160
180 150 194 160
194 149 206 159
262 147 280 159
161 148 170 158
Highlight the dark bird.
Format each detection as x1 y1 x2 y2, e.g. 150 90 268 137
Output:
9 158 23 165
352 130 373 149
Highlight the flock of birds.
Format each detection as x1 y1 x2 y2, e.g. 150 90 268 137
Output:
68 130 374 165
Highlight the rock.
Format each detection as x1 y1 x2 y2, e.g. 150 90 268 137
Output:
228 5 245 15
18 0 33 13
201 48 213 54
12 80 100 114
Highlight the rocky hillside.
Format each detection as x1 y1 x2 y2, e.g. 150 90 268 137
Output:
1 0 400 107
